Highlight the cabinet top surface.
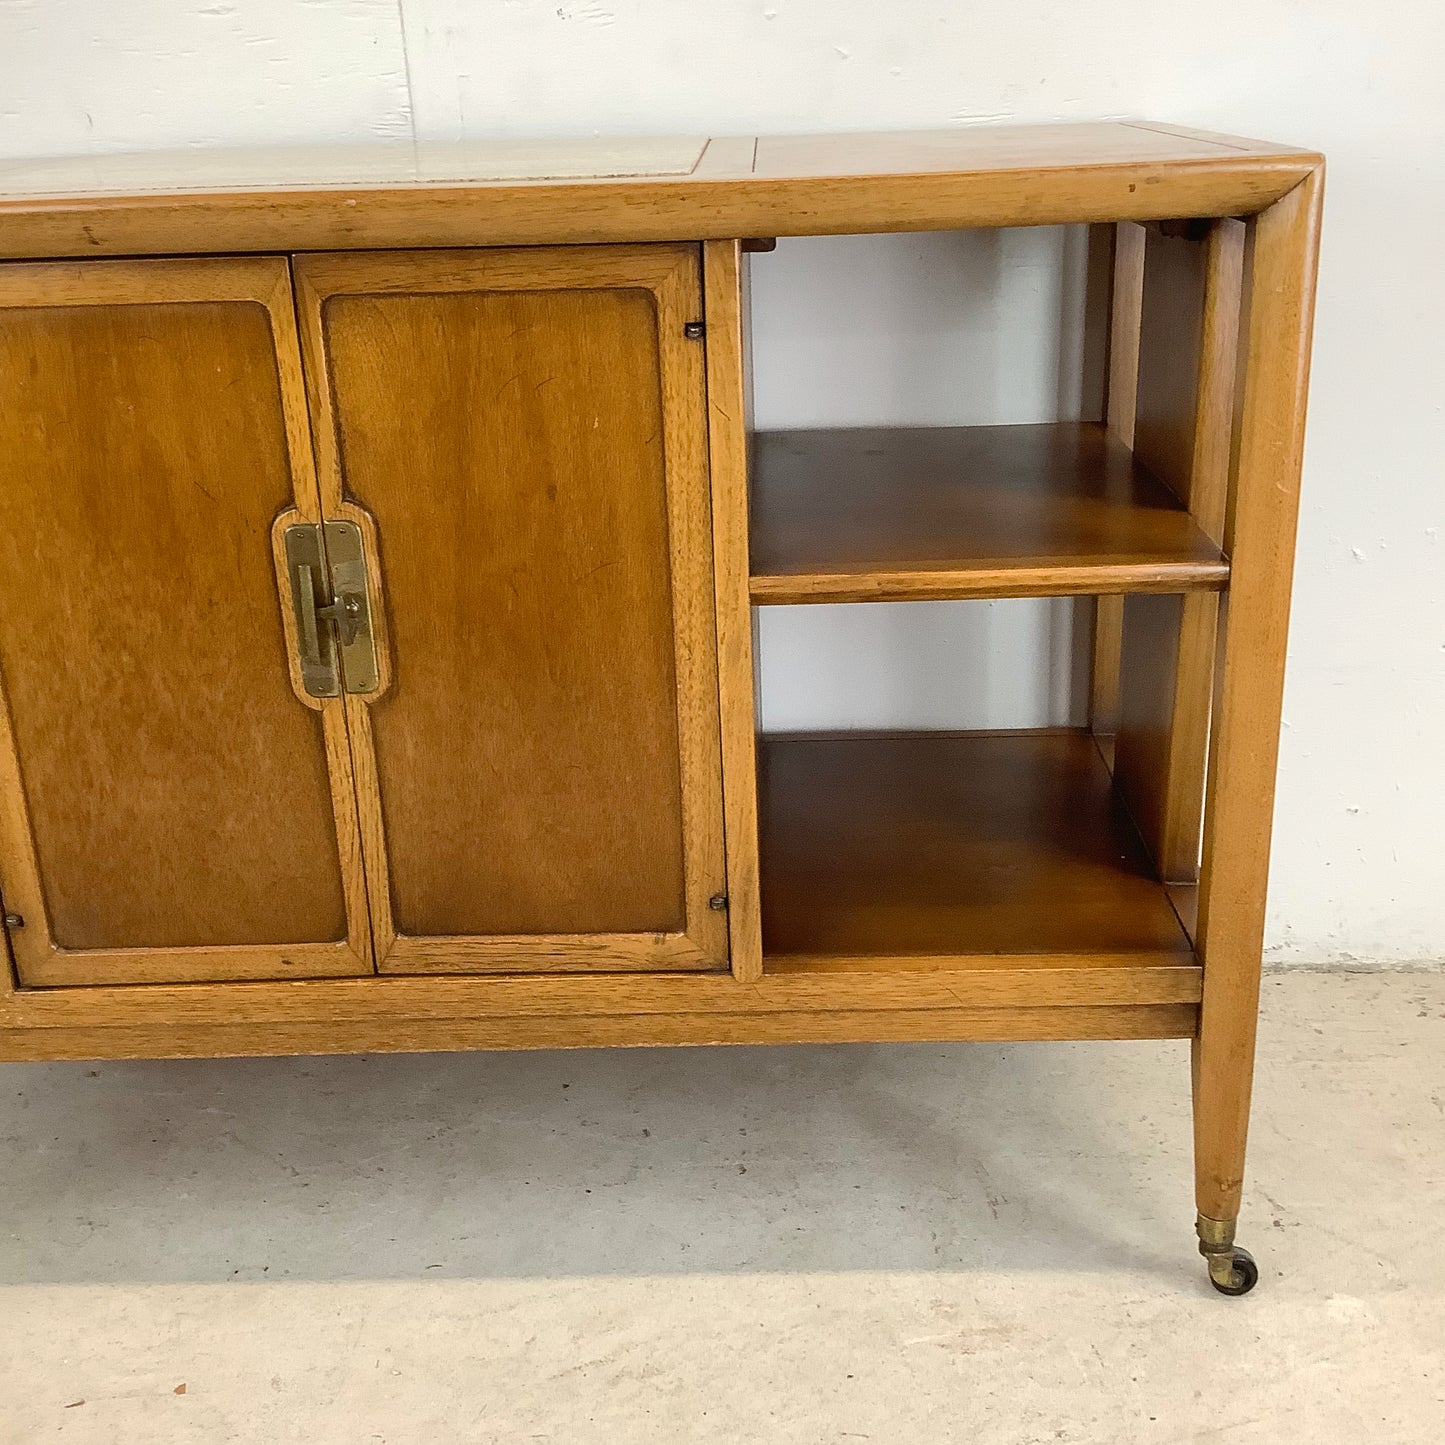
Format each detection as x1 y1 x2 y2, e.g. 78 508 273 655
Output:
0 123 1322 258
0 123 1315 197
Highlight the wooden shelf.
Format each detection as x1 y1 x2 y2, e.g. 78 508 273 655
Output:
759 729 1193 966
748 422 1228 603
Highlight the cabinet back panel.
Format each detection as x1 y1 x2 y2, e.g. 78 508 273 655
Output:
0 300 349 951
321 287 686 937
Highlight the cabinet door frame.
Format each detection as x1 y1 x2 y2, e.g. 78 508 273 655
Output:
0 256 374 985
294 244 730 973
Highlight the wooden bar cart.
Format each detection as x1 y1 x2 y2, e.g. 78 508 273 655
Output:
0 123 1322 1292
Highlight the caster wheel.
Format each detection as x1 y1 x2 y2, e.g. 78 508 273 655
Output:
1208 1246 1258 1296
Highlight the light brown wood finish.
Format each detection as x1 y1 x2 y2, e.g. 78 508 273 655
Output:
0 125 1320 261
0 940 1199 1048
0 257 371 985
1132 221 1245 530
0 960 1200 1050
1193 168 1323 1223
1114 594 1188 869
0 128 1322 1273
701 240 763 981
1168 883 1200 942
295 245 728 974
1105 222 1146 447
759 730 1192 963
748 423 1227 604
1089 598 1124 752
0 1003 1200 1063
1090 221 1146 747
1115 219 1245 882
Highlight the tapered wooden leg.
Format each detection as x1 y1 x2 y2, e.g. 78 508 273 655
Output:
1190 167 1323 1293
1192 1031 1260 1294
1191 857 1264 1240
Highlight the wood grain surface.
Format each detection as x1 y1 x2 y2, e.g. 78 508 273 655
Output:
748 423 1227 603
0 124 1321 260
0 257 371 985
1116 219 1246 882
701 240 764 981
0 1003 1200 1062
294 245 728 973
1089 220 1147 745
1192 168 1324 1223
0 135 1320 1095
759 730 1192 962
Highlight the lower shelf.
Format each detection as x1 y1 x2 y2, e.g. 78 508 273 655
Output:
759 728 1194 966
0 729 1203 1061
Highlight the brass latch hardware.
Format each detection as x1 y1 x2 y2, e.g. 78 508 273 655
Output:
283 520 379 698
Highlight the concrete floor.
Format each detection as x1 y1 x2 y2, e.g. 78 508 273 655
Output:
0 970 1441 1444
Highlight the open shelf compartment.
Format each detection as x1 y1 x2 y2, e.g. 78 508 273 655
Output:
748 421 1228 604
758 728 1194 971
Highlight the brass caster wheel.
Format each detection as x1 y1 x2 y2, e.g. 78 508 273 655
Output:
1206 1245 1258 1297
1196 1214 1259 1297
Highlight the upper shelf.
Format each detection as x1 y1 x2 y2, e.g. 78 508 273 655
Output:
748 422 1228 604
0 122 1322 259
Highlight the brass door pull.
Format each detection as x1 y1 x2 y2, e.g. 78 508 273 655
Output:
283 521 379 697
293 560 323 667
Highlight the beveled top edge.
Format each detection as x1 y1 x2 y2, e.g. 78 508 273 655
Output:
0 122 1320 203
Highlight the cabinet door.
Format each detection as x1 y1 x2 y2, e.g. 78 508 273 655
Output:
0 258 372 985
294 245 728 972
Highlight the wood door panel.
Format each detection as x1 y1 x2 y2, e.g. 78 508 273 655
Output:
0 258 372 984
296 245 728 972
326 286 684 936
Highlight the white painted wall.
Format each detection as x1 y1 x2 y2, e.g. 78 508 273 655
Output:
1 1 1441 965
752 227 1102 735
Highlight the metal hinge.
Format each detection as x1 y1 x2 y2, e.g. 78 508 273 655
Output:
3 911 22 930
283 521 379 697
683 321 705 340
708 893 728 911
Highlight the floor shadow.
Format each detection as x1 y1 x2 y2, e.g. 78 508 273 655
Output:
0 1038 1195 1285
